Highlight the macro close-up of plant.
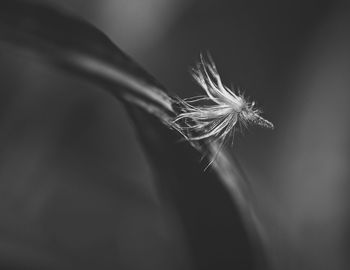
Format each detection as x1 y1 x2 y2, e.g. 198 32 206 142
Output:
0 1 349 270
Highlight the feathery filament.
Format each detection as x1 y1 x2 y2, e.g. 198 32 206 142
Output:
173 53 273 145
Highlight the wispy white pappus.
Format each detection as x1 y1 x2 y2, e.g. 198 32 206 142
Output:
173 53 273 145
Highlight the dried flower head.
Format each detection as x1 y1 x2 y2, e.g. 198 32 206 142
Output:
173 53 273 145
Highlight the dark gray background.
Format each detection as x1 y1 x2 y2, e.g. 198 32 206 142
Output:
0 1 349 269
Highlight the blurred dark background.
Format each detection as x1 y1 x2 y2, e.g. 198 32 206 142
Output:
0 0 350 269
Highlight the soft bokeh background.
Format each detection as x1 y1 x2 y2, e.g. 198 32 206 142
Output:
0 0 350 269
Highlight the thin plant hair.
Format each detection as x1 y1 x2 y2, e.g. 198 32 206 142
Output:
173 52 273 164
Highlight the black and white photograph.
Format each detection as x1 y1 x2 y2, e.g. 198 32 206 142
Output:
0 1 349 269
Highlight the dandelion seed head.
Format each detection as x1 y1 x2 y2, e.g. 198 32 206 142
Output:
172 52 273 145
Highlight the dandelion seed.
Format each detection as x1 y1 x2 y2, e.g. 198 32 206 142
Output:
173 53 273 146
